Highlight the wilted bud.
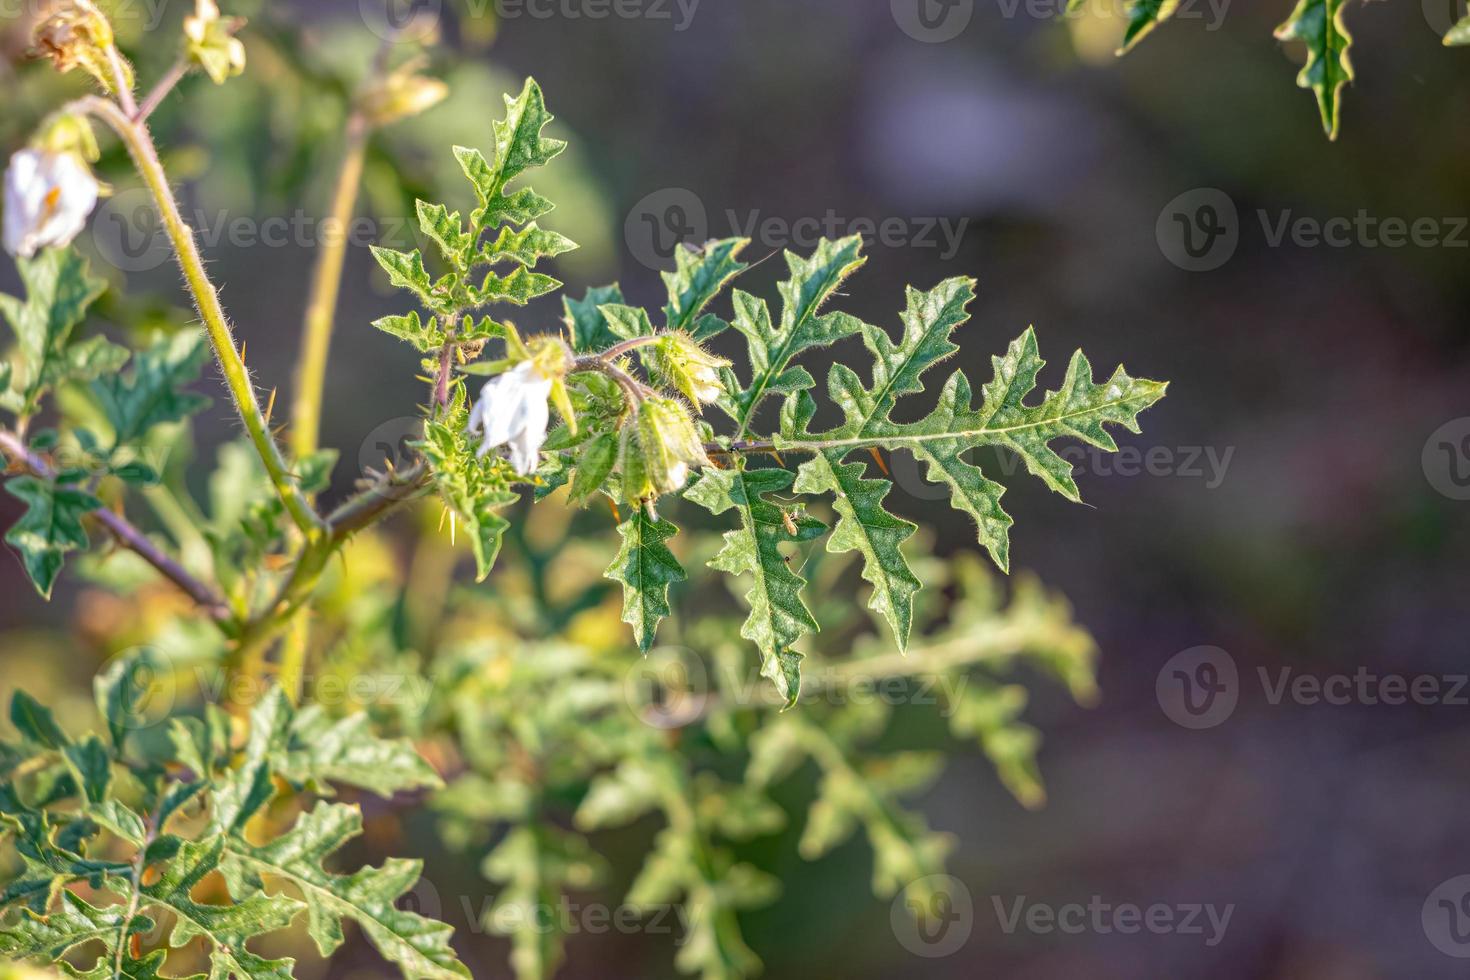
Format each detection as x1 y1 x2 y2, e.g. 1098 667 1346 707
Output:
359 58 449 127
644 331 729 408
33 0 132 94
184 0 246 85
618 397 710 503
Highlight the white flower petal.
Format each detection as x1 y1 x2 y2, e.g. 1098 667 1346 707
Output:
4 149 99 258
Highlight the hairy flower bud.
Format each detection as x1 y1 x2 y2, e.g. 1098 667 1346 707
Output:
359 59 449 127
618 397 710 503
644 331 729 408
184 0 246 85
33 0 132 93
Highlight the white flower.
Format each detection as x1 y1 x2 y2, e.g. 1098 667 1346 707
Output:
4 148 100 258
467 361 553 475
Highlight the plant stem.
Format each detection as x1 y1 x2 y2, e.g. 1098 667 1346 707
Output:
133 58 188 122
75 96 322 536
290 112 370 460
0 429 231 622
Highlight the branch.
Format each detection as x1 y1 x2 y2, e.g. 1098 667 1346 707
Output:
289 100 373 459
0 429 230 621
73 95 323 536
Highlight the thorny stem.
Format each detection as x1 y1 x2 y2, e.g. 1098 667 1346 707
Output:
72 95 323 537
0 429 231 622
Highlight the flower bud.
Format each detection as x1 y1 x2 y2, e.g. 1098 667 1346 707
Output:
33 0 132 94
34 112 99 163
618 397 710 503
184 0 246 85
359 59 449 127
644 331 729 408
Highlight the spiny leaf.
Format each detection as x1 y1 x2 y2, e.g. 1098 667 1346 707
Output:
141 834 301 979
453 77 565 232
1274 0 1354 140
722 236 868 436
685 466 825 706
417 199 475 269
9 690 70 749
562 285 629 353
481 825 601 980
421 405 520 582
90 330 211 450
791 442 920 650
371 310 446 353
370 246 442 310
0 248 123 416
662 237 749 335
473 265 561 306
0 892 136 963
4 476 101 599
1116 0 1181 53
276 706 443 798
777 312 1167 572
220 801 469 979
477 223 578 269
605 505 687 652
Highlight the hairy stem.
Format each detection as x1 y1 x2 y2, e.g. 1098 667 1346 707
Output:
75 96 322 536
134 58 187 122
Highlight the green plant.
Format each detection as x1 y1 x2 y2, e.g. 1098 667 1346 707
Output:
0 4 1167 978
1091 0 1470 140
